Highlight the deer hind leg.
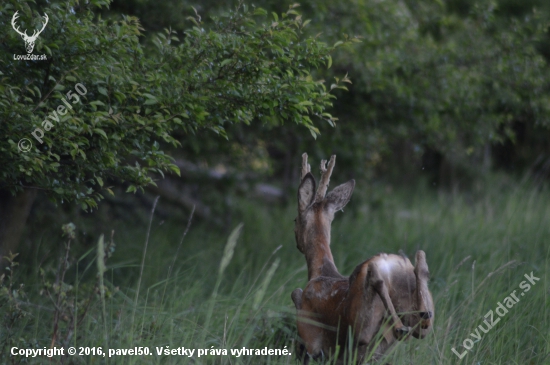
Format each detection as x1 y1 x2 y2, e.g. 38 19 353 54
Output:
413 250 434 337
367 262 410 340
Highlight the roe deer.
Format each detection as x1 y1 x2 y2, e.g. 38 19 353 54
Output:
291 153 434 364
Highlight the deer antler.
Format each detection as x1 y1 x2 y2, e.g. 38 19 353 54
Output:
32 13 49 39
11 11 27 38
315 155 335 202
301 153 311 180
11 12 48 40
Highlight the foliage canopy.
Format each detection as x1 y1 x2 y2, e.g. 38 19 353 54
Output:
0 0 352 209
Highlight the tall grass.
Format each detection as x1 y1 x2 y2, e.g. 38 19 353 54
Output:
1 181 549 364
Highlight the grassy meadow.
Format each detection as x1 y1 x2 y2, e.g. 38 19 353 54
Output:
2 179 549 364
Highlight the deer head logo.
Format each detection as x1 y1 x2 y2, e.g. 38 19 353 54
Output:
11 11 49 54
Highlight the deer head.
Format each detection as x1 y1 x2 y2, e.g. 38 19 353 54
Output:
294 153 355 279
11 11 49 54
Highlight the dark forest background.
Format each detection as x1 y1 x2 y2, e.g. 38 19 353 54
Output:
2 0 550 251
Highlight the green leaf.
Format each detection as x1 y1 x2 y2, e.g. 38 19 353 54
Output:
144 99 158 105
143 93 159 105
93 128 108 140
253 8 267 16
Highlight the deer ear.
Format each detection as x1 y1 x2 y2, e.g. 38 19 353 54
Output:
325 179 355 213
298 173 316 212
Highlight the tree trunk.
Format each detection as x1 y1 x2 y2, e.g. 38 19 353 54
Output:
0 189 37 263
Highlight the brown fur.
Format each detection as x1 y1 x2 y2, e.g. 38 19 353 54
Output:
291 154 434 364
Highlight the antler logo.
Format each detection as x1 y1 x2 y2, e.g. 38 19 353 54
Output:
11 11 49 54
